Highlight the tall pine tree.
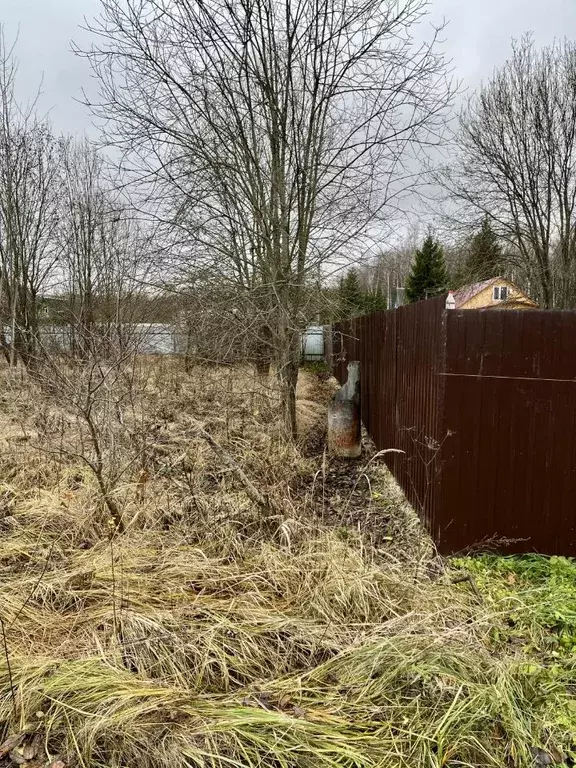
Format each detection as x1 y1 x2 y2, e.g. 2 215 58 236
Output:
465 216 502 282
405 235 447 303
362 286 387 314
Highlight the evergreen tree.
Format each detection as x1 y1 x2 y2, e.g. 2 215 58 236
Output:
362 286 387 313
338 269 363 317
338 269 388 318
464 216 502 282
405 235 447 303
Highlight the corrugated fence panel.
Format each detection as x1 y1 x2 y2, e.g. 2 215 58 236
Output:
332 300 446 534
440 310 576 554
332 303 576 555
391 298 446 530
374 310 397 449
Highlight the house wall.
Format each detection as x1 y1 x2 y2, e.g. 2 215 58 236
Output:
460 280 535 310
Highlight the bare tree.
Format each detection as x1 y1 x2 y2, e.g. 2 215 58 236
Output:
441 36 576 308
79 0 453 436
358 225 425 308
58 137 155 358
59 138 108 357
0 31 61 368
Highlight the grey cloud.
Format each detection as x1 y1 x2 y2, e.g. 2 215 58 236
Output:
3 0 575 135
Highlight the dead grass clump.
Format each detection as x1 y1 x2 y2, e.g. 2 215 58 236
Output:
0 523 570 768
0 360 571 767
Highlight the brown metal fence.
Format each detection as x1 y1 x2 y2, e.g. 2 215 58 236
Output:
332 302 576 555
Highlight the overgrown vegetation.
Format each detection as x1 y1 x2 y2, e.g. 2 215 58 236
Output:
0 358 574 768
455 554 576 660
2 0 575 763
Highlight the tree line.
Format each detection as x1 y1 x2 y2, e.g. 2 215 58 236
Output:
331 215 503 315
2 4 576 438
0 33 156 368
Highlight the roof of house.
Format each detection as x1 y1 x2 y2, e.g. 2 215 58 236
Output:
452 277 537 309
452 277 501 308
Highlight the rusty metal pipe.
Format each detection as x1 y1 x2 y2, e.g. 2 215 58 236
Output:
327 361 361 457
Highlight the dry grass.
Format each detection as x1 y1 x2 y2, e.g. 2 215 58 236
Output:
0 359 573 768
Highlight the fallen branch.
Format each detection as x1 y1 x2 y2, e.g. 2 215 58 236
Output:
449 571 482 600
190 423 269 514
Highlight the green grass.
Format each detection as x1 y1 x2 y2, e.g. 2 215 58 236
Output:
452 554 576 764
454 555 576 656
300 360 331 376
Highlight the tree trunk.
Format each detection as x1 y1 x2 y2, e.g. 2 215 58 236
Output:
184 317 193 373
254 324 272 380
0 330 10 364
278 360 298 439
277 326 299 439
541 262 553 309
556 244 576 308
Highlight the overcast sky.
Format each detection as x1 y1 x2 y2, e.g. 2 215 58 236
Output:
2 0 576 136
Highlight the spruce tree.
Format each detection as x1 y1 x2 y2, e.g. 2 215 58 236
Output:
405 235 447 303
362 286 387 313
465 216 501 282
338 269 388 317
338 269 363 317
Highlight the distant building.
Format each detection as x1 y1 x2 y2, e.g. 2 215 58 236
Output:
450 277 538 310
38 296 71 324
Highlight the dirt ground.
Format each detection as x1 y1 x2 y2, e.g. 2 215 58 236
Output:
296 368 425 554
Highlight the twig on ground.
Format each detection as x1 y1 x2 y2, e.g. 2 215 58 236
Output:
189 422 270 514
449 571 482 599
